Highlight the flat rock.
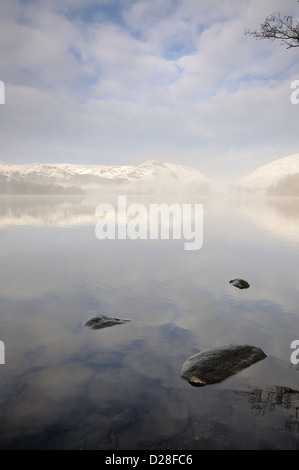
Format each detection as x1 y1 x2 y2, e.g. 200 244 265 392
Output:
229 279 250 289
84 315 130 330
181 344 267 387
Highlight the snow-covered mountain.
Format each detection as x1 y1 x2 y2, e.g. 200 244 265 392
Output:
0 160 210 194
239 153 299 190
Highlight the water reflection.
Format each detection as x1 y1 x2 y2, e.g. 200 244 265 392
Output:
238 384 299 419
0 195 93 227
240 196 299 245
1 195 299 449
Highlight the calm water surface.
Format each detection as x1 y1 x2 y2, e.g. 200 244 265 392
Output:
0 194 299 450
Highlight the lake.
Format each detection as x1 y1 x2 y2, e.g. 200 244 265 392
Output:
0 194 299 450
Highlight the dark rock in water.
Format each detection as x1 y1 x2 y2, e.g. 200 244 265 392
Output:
229 279 250 289
181 344 267 387
84 315 130 330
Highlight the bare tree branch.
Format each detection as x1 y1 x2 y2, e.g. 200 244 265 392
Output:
245 12 299 49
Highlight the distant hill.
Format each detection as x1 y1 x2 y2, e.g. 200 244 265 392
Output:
0 160 210 195
238 153 299 192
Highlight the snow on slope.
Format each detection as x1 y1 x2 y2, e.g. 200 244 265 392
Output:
0 160 210 193
0 161 135 181
127 160 210 184
239 153 299 189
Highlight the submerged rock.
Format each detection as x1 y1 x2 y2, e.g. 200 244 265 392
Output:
181 344 267 387
229 279 250 289
84 315 130 330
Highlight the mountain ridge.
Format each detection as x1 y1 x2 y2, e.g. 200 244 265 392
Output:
1 153 299 195
0 159 210 194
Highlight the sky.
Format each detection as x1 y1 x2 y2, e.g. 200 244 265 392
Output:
0 0 299 180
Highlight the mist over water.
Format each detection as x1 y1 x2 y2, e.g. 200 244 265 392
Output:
1 194 299 449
